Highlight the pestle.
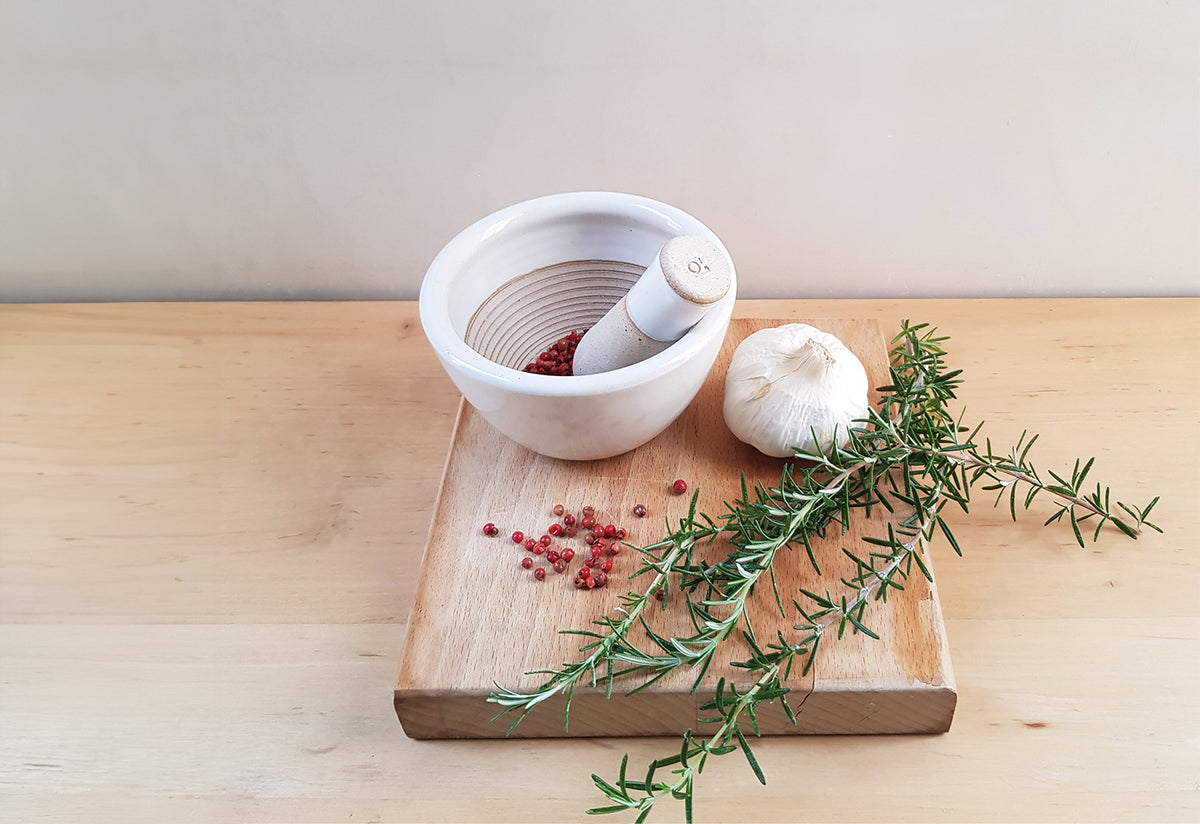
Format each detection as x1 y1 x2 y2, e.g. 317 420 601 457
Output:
572 235 732 375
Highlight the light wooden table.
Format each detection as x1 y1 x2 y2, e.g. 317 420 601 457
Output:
1 299 1197 823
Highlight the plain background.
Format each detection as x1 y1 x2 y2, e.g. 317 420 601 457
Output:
1 0 1197 303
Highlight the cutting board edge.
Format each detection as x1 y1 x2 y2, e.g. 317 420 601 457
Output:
394 680 957 740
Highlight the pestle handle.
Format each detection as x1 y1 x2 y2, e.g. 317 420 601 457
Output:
627 235 732 342
571 236 732 375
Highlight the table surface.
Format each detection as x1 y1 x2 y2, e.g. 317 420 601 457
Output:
2 299 1197 823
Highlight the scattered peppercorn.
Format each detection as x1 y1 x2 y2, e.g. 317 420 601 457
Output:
672 479 688 494
494 499 636 590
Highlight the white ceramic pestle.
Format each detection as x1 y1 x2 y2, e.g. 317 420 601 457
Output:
572 235 733 376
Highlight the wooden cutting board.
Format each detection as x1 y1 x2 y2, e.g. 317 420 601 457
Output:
395 318 956 739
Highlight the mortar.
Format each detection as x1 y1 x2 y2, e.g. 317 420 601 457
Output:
418 192 737 460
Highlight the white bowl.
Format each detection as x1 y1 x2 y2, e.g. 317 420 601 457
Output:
418 192 737 460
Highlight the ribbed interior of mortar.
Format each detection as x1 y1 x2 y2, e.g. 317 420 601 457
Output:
465 260 642 370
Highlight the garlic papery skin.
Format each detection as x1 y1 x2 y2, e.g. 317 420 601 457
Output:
723 324 870 458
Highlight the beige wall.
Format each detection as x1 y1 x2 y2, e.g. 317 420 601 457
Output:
1 1 1197 302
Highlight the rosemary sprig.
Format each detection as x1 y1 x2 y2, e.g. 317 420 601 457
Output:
951 434 1159 544
491 320 1161 822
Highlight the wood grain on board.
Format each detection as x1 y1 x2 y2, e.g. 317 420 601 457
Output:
395 318 956 739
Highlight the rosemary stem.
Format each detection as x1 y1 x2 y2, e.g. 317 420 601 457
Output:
946 451 1133 533
818 457 875 494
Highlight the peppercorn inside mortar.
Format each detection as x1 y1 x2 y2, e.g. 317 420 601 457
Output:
523 330 586 375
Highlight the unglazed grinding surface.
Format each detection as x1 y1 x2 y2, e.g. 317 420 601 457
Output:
464 260 642 369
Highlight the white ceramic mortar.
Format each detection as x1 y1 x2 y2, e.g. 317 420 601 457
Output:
418 192 737 460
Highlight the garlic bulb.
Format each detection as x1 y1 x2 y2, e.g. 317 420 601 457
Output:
723 324 869 458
